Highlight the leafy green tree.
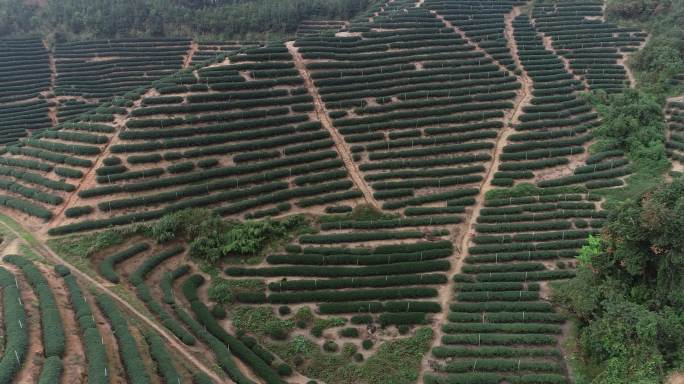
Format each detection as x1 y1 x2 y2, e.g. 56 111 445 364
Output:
586 89 669 173
553 178 684 383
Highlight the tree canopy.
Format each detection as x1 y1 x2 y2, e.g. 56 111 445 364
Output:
553 177 684 383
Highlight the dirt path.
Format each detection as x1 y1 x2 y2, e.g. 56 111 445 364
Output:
183 41 199 69
49 87 157 229
286 41 381 211
417 6 534 380
539 33 588 90
0 218 227 384
43 39 59 127
38 263 87 384
429 9 511 75
619 34 649 88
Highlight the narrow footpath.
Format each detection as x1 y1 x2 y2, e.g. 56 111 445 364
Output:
286 40 381 211
417 4 534 380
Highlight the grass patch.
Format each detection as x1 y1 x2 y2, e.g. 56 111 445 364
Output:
269 327 434 384
207 277 264 304
231 305 294 340
19 244 42 262
593 171 666 209
358 327 434 384
0 214 39 246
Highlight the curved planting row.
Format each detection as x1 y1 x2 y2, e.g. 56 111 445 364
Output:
55 265 110 384
3 255 66 382
666 100 684 168
490 15 632 189
0 38 52 144
424 185 605 384
0 267 28 384
129 245 197 345
163 265 251 383
424 0 525 71
0 116 117 221
190 41 259 66
296 3 519 215
50 42 360 234
296 20 347 38
533 0 646 93
182 274 288 384
95 294 152 384
54 38 190 100
227 239 451 328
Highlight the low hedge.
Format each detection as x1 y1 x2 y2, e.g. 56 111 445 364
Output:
268 274 446 291
475 270 576 282
4 255 65 358
61 273 108 384
441 333 557 346
65 205 94 218
96 294 151 384
299 231 424 243
161 265 191 305
319 300 441 314
431 345 560 359
129 245 184 286
99 243 150 283
144 331 181 384
442 323 561 334
182 275 286 384
267 287 438 304
456 291 540 302
227 260 450 278
38 356 63 384
450 301 553 313
267 249 452 266
436 359 562 373
54 166 84 179
0 267 28 384
379 312 427 327
319 216 461 230
447 311 564 324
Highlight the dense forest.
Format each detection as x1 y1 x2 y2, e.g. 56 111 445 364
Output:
0 0 371 40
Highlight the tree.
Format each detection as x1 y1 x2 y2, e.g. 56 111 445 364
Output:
553 178 684 383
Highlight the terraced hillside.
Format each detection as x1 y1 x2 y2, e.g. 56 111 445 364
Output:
0 37 219 144
0 38 52 144
0 248 214 384
666 98 684 170
0 0 666 383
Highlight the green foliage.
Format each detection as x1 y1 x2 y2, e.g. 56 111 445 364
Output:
585 90 669 173
4 255 65 358
311 317 346 338
231 306 294 340
577 235 602 266
0 0 370 40
38 356 63 384
96 294 150 384
150 208 308 263
358 327 434 384
0 267 28 384
208 278 264 305
606 0 684 95
553 179 684 383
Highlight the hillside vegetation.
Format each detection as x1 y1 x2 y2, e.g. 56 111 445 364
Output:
0 0 681 383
